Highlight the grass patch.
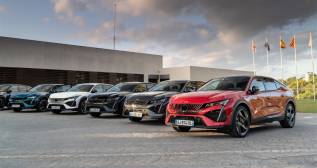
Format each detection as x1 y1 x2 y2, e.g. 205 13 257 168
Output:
296 99 317 113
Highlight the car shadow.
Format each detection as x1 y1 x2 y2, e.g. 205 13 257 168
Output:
10 110 51 113
53 112 82 115
128 119 166 126
91 114 127 119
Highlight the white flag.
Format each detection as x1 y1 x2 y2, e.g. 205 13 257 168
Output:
309 34 313 47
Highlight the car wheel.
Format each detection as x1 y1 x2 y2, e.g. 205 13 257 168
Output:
279 103 296 128
52 110 62 114
0 98 5 111
173 126 191 132
37 98 48 112
78 99 87 115
90 112 101 117
118 99 126 117
129 117 142 122
229 106 250 138
13 108 22 112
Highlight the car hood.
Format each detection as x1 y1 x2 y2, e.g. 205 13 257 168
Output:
88 92 132 99
128 91 179 101
170 90 243 104
10 92 48 98
49 92 90 98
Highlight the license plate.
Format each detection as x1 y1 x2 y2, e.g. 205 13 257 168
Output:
175 119 194 126
129 112 142 117
90 108 100 112
51 106 61 109
12 104 20 108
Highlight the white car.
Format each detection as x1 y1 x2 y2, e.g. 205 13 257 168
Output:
48 83 112 114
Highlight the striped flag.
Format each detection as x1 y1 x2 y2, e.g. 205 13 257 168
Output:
280 40 286 48
289 37 296 48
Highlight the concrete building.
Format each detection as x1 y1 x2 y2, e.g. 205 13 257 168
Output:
0 36 253 87
304 72 313 82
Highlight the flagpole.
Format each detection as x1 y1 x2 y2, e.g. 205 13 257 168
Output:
266 38 270 77
311 32 315 100
295 35 299 99
252 40 255 75
280 36 283 83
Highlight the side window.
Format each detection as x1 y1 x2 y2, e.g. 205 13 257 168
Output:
18 86 27 92
274 80 285 90
146 83 155 90
249 77 266 92
263 78 277 91
135 84 147 92
10 86 19 93
94 85 104 92
185 82 197 92
197 82 205 89
103 85 112 91
27 86 32 91
55 85 72 92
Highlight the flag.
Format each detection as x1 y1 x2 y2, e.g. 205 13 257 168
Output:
252 44 256 52
264 42 270 51
280 40 286 48
289 37 296 48
309 34 313 47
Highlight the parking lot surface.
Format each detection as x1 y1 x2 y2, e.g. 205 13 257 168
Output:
0 109 316 168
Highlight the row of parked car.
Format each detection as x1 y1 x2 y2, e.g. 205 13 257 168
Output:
0 75 296 138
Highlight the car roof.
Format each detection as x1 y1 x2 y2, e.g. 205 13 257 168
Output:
163 80 203 83
78 83 112 85
0 84 30 86
120 82 154 84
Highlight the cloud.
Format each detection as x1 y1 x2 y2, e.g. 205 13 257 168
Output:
43 18 51 21
50 0 86 26
0 6 6 13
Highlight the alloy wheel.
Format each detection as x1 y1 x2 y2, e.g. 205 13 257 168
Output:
286 105 295 126
81 101 86 114
39 100 47 111
235 109 250 136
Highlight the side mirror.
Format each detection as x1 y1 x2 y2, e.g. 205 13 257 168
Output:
251 86 260 93
7 90 12 93
51 89 57 93
91 89 97 93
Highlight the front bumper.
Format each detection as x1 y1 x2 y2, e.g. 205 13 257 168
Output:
48 98 78 111
85 102 120 114
123 102 167 119
8 98 38 109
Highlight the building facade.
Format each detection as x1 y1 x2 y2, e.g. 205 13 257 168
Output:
0 36 253 87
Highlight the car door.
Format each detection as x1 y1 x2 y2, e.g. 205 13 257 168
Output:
274 80 287 114
263 78 281 115
247 77 270 119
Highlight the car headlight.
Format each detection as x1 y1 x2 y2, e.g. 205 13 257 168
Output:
203 99 229 108
65 96 79 101
106 97 120 102
148 98 166 104
27 96 36 99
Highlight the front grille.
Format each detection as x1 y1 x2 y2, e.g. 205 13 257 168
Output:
127 100 148 105
49 98 64 103
89 99 105 103
171 104 203 111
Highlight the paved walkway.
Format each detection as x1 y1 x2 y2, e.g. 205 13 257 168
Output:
0 109 316 168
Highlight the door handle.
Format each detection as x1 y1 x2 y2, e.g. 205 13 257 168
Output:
281 94 285 97
266 97 271 99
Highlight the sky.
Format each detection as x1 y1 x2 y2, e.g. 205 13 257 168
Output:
0 0 316 80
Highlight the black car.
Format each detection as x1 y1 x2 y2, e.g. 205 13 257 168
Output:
0 84 32 111
123 80 205 122
86 82 156 117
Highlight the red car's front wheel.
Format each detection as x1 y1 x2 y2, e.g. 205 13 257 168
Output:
229 106 250 138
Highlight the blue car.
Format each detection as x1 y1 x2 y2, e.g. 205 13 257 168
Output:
9 84 71 112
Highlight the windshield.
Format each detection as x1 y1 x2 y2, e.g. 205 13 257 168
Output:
68 85 94 92
148 81 186 92
198 77 250 91
0 85 10 92
29 85 53 92
107 83 138 92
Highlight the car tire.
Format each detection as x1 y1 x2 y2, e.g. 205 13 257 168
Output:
37 98 48 112
0 98 5 111
52 110 62 114
172 126 191 132
279 103 296 128
90 112 101 117
118 99 126 117
13 108 22 112
78 99 87 115
129 117 142 122
229 106 250 138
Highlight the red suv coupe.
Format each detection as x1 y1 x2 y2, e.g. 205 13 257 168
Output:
165 76 296 138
